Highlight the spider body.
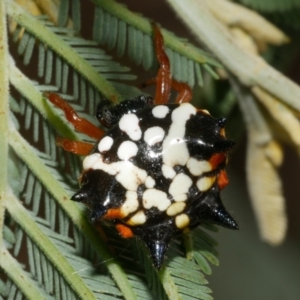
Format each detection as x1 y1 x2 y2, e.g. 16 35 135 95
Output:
96 94 153 128
47 24 238 269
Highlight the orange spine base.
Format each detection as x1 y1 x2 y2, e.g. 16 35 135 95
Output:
209 153 226 169
218 170 229 190
115 224 134 238
103 208 124 220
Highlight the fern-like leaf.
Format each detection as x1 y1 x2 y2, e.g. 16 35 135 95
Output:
237 0 300 12
1 1 227 299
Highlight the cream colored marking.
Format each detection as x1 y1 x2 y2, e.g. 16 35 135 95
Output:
166 202 186 216
152 105 169 118
175 214 190 229
117 141 138 160
83 153 147 191
83 153 101 170
201 109 210 115
120 191 139 216
162 103 196 167
173 194 188 202
196 176 216 192
145 176 155 188
161 164 176 179
144 126 165 146
169 173 193 199
186 157 212 176
143 189 171 211
98 136 114 153
119 114 142 141
127 211 147 225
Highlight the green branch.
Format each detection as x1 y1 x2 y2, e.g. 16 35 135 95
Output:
0 0 9 250
6 0 122 102
92 0 222 67
8 128 138 300
1 247 46 300
4 191 97 300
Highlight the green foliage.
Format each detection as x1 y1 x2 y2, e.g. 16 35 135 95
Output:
1 0 224 299
236 0 300 12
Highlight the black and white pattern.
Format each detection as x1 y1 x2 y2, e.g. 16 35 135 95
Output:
72 100 237 269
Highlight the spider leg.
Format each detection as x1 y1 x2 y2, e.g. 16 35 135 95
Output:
143 24 193 105
140 78 192 103
152 24 172 105
46 93 104 140
172 80 192 103
56 137 94 155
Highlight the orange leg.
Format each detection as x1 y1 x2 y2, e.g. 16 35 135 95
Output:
56 137 94 155
141 78 192 103
172 80 192 103
46 93 105 140
152 24 172 105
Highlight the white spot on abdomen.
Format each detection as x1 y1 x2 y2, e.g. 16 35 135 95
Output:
117 141 138 160
169 173 192 201
186 157 212 176
144 126 165 146
127 211 147 225
119 114 142 141
143 189 171 211
152 105 169 118
166 202 186 216
145 176 155 188
83 153 101 170
196 176 216 192
175 214 190 229
162 103 196 167
83 153 147 191
120 191 139 216
98 136 114 153
115 164 147 191
162 164 176 179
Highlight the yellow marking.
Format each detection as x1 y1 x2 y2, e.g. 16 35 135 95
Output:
126 211 147 225
167 202 186 216
196 176 216 192
175 214 190 229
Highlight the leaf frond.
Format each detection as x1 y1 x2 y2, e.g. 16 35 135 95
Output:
237 0 300 12
89 0 221 86
1 1 225 299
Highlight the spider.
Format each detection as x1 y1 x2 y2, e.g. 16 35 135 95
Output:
46 24 238 269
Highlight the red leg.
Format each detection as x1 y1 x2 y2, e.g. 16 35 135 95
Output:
141 78 192 103
152 24 172 105
142 24 193 105
56 137 94 155
172 80 192 103
46 93 104 140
